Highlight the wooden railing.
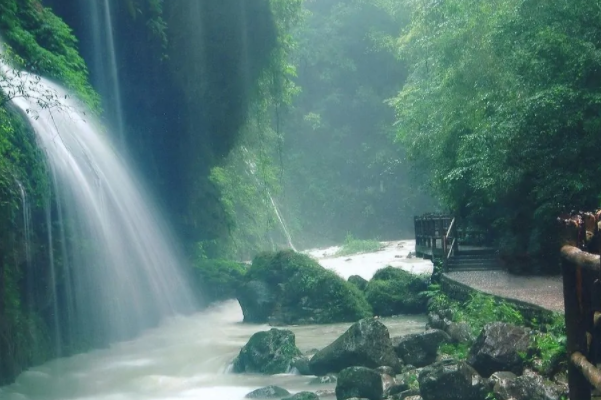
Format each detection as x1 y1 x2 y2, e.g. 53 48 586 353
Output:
559 212 601 400
414 214 455 260
443 217 457 271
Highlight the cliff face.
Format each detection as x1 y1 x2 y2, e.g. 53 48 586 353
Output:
0 0 279 384
44 0 278 247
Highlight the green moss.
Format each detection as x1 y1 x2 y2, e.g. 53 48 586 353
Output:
192 258 247 304
245 250 372 323
365 266 428 316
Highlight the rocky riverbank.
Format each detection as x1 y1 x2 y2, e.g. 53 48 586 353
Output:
229 252 568 400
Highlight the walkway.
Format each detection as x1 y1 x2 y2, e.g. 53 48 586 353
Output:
444 270 564 313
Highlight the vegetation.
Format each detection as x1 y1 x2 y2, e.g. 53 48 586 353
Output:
365 266 428 316
241 250 373 324
0 0 98 108
427 286 566 376
280 0 433 248
191 258 247 305
390 0 601 273
335 234 381 257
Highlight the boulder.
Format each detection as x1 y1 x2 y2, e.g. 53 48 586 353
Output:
284 393 320 400
245 386 291 398
292 355 312 375
315 389 336 398
392 329 450 367
232 328 302 374
348 275 368 291
335 367 383 400
237 251 372 324
237 280 276 323
283 392 320 400
364 267 428 316
444 320 474 344
426 312 444 330
418 359 487 400
492 372 563 400
468 322 530 377
309 318 402 375
390 389 421 400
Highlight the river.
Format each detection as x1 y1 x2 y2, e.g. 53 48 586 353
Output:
1 301 426 400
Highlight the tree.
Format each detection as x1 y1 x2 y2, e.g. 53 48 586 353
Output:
392 0 601 273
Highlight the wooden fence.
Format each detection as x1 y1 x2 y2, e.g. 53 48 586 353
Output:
559 211 601 399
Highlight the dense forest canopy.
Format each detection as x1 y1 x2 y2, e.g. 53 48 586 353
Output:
391 0 601 273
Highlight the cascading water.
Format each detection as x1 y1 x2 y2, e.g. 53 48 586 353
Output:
242 148 297 252
0 52 196 345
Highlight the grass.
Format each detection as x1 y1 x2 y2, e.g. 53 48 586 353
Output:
335 233 382 256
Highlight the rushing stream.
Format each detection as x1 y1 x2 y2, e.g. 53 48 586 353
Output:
0 301 426 400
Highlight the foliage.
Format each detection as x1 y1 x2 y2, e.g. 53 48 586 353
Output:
0 0 99 109
281 0 434 248
245 250 373 323
365 266 428 316
191 258 247 304
439 342 470 360
457 293 524 336
205 0 303 259
335 233 381 256
391 0 601 273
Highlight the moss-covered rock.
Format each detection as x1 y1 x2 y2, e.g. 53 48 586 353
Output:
283 392 320 400
348 275 368 291
192 258 247 304
245 386 291 398
335 367 383 400
365 267 428 316
237 250 372 324
232 328 302 374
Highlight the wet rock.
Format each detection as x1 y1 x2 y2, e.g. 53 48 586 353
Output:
390 389 421 400
245 386 291 398
335 367 383 400
426 313 444 330
309 319 402 375
386 381 410 397
489 371 518 388
493 372 563 400
381 373 397 394
315 389 336 398
468 322 530 377
418 359 487 400
283 392 320 400
392 329 450 367
292 356 312 375
376 366 395 376
348 275 368 291
444 321 474 344
232 328 302 374
310 374 338 385
237 280 276 323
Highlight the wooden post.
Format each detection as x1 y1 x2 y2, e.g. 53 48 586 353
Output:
562 247 592 400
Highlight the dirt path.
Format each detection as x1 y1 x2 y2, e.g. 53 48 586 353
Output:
445 270 564 313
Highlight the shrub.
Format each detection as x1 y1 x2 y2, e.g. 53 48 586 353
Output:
192 258 247 304
365 266 429 316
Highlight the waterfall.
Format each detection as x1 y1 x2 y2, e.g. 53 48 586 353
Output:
242 147 296 252
0 54 195 343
